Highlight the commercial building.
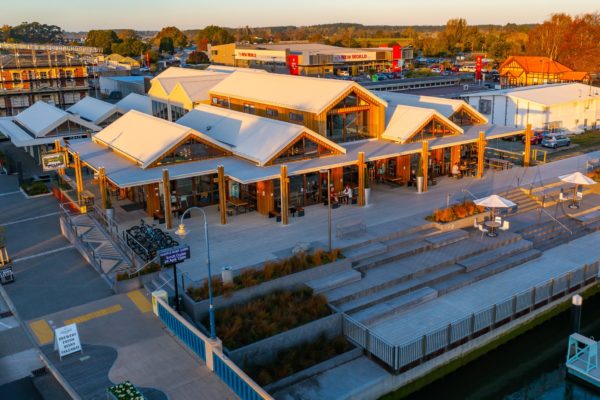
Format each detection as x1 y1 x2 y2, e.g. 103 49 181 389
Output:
209 42 413 76
61 67 521 229
0 43 100 116
499 56 591 88
98 75 146 98
461 83 600 133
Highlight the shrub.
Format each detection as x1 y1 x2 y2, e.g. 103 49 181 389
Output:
205 288 331 349
21 181 49 196
115 262 161 281
427 200 484 223
245 335 354 386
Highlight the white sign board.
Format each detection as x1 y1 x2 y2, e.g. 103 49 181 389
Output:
332 52 377 63
234 49 287 62
54 323 82 358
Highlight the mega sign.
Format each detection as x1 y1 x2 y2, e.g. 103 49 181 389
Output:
159 246 190 265
41 153 66 171
333 52 376 63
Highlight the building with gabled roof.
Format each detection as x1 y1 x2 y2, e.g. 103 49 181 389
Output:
499 56 591 88
67 96 119 126
115 93 152 115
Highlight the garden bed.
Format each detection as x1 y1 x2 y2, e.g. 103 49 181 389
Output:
203 288 331 350
107 381 144 400
245 334 355 387
187 248 342 301
426 200 485 223
20 181 51 197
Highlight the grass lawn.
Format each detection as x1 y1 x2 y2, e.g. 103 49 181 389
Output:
545 130 600 162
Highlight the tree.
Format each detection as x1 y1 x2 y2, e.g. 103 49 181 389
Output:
85 30 119 54
6 22 63 43
187 51 209 64
159 37 175 54
117 29 139 41
527 13 573 61
111 38 148 57
194 25 235 47
154 26 187 48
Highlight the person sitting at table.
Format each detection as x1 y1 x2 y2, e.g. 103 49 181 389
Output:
452 163 461 178
342 185 353 204
329 186 338 204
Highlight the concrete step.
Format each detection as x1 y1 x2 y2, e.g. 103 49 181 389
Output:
335 264 463 312
351 287 438 325
424 230 470 247
382 227 440 250
458 239 533 272
344 242 388 265
433 249 542 295
354 240 433 272
306 270 362 294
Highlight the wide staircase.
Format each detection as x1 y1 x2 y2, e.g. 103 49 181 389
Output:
503 188 539 215
144 269 177 297
307 225 541 327
68 213 133 283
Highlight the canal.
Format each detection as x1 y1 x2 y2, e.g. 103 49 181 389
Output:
405 293 600 400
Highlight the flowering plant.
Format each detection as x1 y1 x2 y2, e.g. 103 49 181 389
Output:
107 381 144 400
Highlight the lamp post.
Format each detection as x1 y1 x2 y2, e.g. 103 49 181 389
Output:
175 207 216 340
320 169 332 252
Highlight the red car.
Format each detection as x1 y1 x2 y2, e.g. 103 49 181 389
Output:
522 131 544 145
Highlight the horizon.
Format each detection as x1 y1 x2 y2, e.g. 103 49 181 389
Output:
3 0 598 31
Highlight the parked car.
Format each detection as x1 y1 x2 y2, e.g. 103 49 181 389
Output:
541 135 571 149
522 131 544 145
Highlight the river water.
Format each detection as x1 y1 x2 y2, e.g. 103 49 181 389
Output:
405 293 600 400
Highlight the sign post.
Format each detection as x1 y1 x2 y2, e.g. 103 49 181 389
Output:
159 246 190 313
54 323 82 359
41 153 67 172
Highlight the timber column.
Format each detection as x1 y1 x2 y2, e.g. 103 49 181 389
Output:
217 165 227 225
357 151 365 206
280 165 289 225
162 168 172 229
98 167 107 209
73 153 84 210
54 139 64 176
523 124 532 167
421 141 429 193
477 131 486 178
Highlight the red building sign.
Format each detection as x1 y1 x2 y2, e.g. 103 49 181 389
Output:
288 54 299 75
476 56 483 80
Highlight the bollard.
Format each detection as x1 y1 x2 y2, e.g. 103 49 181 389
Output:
571 294 582 333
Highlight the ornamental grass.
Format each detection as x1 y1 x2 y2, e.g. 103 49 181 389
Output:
204 288 331 349
427 200 485 223
186 248 343 301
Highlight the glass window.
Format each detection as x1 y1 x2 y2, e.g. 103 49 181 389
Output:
289 112 304 122
212 97 229 108
152 101 169 120
266 108 278 117
157 138 225 165
243 104 255 114
171 105 187 121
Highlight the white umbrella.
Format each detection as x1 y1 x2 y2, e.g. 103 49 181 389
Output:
558 172 595 186
474 195 516 236
559 172 596 208
474 194 517 209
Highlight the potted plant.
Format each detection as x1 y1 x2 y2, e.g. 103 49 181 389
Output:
416 157 424 193
364 167 371 205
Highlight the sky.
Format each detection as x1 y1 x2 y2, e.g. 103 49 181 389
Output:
5 0 598 31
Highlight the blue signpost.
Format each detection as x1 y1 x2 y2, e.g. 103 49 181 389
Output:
159 246 190 313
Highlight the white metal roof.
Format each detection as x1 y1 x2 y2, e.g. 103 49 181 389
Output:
0 117 90 147
13 101 100 137
177 104 345 166
115 93 152 115
461 83 600 107
204 65 269 74
382 105 463 143
209 71 386 114
174 76 229 102
67 96 118 125
376 91 487 122
93 110 231 169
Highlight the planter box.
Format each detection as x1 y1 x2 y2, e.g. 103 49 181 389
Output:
228 313 342 368
265 346 363 393
113 271 159 294
19 186 52 199
431 211 490 232
183 258 352 322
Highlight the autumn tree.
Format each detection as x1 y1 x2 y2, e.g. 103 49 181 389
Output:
154 26 188 48
187 51 209 64
194 25 235 47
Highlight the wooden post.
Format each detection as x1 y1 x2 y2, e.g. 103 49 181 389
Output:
357 151 365 207
280 165 289 225
54 139 64 176
477 131 486 178
73 153 84 209
421 140 429 193
217 165 227 225
162 168 172 230
99 167 107 210
523 124 532 167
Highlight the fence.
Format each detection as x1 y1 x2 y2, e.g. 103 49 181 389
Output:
155 297 273 400
343 262 599 373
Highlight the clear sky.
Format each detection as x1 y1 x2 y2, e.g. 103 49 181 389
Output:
5 0 598 31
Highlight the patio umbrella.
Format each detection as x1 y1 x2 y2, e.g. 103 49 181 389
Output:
559 172 596 208
474 195 517 232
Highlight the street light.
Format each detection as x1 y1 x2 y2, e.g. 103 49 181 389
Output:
320 169 332 252
175 206 216 340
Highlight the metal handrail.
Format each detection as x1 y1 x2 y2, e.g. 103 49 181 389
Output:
128 255 159 277
539 207 573 236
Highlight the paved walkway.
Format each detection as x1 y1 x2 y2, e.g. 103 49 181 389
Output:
108 150 600 282
30 291 237 400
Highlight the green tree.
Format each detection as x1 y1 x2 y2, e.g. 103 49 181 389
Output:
111 38 148 57
117 29 139 41
194 25 235 47
6 22 63 43
154 26 188 48
186 51 209 64
159 37 175 54
85 30 120 54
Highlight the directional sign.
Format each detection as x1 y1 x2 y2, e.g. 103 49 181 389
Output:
159 246 190 265
54 323 82 359
0 265 14 284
